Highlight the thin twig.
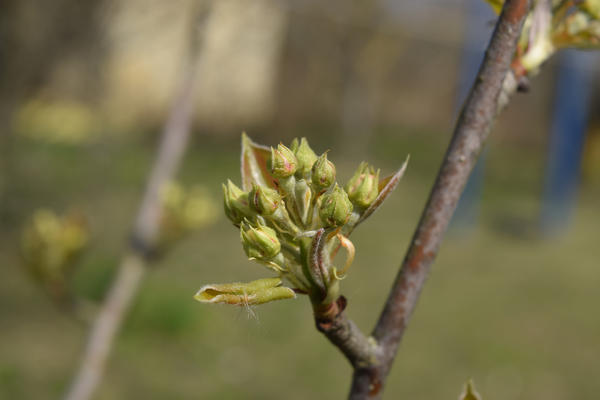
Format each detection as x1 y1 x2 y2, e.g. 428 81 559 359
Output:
352 0 531 398
64 8 209 400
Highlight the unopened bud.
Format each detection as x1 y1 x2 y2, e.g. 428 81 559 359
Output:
223 180 253 225
311 152 336 190
270 144 297 178
319 184 353 227
346 162 380 208
289 137 299 152
249 183 281 216
240 220 281 260
294 138 318 176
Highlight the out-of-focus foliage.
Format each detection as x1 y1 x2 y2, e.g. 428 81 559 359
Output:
20 209 88 303
13 100 99 145
158 182 218 251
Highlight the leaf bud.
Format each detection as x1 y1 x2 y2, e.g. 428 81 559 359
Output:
319 184 353 227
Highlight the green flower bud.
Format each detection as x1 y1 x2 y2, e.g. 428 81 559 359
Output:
223 180 253 225
319 184 353 227
270 144 297 178
248 183 281 215
289 137 299 152
294 137 318 176
311 152 336 190
346 162 380 208
240 220 281 260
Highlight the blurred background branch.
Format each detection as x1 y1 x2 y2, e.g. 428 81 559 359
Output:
63 5 210 400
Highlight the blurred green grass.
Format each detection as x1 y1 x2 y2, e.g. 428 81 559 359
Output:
1 129 599 399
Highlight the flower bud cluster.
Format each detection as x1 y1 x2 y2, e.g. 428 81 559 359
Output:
21 209 89 301
205 134 406 308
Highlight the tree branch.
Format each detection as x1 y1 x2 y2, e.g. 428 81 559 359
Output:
63 8 209 400
313 0 530 398
314 296 380 369
350 1 531 398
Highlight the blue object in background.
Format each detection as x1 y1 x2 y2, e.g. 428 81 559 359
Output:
452 0 497 230
540 50 596 235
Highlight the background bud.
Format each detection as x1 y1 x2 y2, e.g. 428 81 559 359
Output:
346 163 380 208
270 144 297 178
294 137 318 176
319 184 353 227
249 183 281 215
223 180 253 224
311 152 336 190
289 137 299 152
240 221 281 260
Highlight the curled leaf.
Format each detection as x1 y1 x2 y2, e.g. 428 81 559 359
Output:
307 228 328 294
332 233 355 280
241 133 276 191
195 277 296 306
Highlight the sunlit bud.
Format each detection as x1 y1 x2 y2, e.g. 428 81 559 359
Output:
223 180 253 225
294 138 318 176
319 184 353 227
346 162 380 208
249 183 281 216
311 152 336 190
270 144 297 178
240 220 281 260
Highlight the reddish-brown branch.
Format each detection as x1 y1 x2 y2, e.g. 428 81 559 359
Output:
313 0 531 398
350 0 531 398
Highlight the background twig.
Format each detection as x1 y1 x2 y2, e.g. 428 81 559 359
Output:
63 8 209 400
